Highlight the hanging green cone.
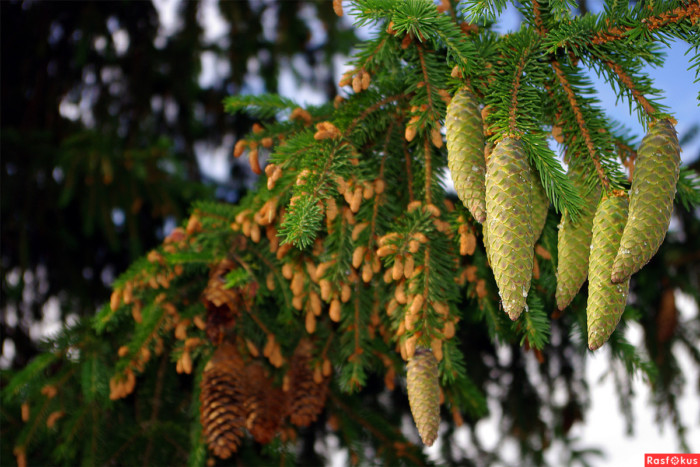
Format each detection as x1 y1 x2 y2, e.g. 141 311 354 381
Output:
446 88 486 223
531 175 549 244
485 137 534 320
587 194 630 351
406 348 440 446
556 162 601 310
611 119 681 283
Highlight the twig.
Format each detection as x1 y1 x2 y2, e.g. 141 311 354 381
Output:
551 59 611 191
346 95 401 136
402 131 415 202
592 3 700 45
604 60 658 116
509 53 528 134
533 0 548 36
423 137 433 205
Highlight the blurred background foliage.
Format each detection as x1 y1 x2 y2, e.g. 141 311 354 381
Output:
1 0 355 367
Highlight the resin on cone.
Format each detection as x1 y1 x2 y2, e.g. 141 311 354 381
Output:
446 87 486 222
406 348 440 446
556 162 601 310
611 119 681 283
485 137 534 319
587 194 630 351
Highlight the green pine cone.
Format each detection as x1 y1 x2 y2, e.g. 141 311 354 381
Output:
556 163 601 310
485 137 534 320
531 176 549 244
587 194 630 351
406 348 440 446
611 119 681 283
446 88 486 223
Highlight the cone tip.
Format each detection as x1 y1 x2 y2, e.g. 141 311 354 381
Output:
588 342 601 351
420 430 437 446
469 204 486 224
555 292 570 312
507 308 522 321
588 326 610 351
610 268 626 284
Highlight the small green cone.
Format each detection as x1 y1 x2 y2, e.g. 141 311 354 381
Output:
530 176 549 244
406 348 440 446
611 119 681 283
446 88 486 223
485 137 534 320
587 194 630 351
556 162 601 310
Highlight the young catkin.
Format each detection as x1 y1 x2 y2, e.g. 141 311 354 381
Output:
611 119 681 283
485 137 534 320
587 194 630 351
406 348 440 446
556 162 601 310
445 88 486 223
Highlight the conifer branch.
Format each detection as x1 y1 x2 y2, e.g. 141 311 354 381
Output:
592 3 700 46
402 134 415 202
346 95 401 136
509 53 528 134
532 0 547 36
423 137 433 204
353 281 362 358
551 59 611 192
368 124 395 248
417 45 438 123
346 34 390 78
603 60 658 117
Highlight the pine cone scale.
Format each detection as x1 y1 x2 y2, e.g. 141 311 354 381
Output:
556 163 601 310
485 137 534 319
406 348 440 446
446 88 486 222
612 119 681 283
587 195 630 350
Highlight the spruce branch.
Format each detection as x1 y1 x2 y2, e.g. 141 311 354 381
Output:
521 133 584 220
417 45 440 125
223 94 299 120
592 2 700 46
602 60 660 118
346 94 402 136
508 50 529 134
402 130 417 202
516 293 551 350
532 0 548 36
551 59 626 192
676 166 700 210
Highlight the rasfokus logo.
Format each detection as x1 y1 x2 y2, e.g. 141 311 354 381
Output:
645 454 700 466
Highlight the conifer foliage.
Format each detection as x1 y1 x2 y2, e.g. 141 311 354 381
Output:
4 1 700 465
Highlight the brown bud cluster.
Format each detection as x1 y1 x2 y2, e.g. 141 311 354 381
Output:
314 121 342 140
290 107 312 125
339 69 371 93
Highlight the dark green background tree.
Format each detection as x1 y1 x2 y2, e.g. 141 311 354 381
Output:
1 0 354 367
2 1 699 466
